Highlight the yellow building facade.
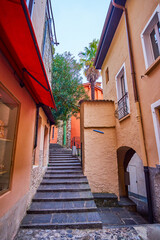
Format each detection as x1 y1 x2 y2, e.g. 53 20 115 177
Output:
81 0 160 223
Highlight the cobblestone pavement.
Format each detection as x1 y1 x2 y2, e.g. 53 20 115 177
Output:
15 226 141 240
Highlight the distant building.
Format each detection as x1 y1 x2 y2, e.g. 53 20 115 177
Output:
71 82 103 149
0 1 58 239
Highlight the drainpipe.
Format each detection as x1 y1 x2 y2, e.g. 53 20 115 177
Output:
112 0 153 223
34 104 40 149
63 120 67 146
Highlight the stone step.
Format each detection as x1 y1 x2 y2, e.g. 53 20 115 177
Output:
44 174 85 179
49 159 80 162
48 162 81 166
41 179 88 184
49 153 73 156
45 170 83 174
28 200 97 213
38 183 90 191
93 193 118 207
21 212 102 229
47 166 81 170
37 188 90 193
49 157 78 160
33 191 93 200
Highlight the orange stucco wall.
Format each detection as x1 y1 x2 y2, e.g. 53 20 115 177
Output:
71 83 103 146
0 52 36 217
50 125 58 144
101 0 160 167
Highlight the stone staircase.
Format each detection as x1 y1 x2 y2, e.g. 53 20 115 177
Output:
21 144 102 229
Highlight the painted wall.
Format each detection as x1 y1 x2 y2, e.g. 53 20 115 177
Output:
100 0 160 221
50 125 58 144
0 52 36 240
80 101 119 195
101 12 143 163
71 83 103 147
31 0 47 52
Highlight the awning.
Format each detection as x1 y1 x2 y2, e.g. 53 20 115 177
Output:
0 0 56 109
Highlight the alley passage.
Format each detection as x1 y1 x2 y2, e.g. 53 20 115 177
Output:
21 144 102 229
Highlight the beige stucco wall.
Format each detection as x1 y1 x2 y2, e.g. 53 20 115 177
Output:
124 0 160 168
31 0 47 52
80 101 119 196
101 0 160 168
100 0 158 166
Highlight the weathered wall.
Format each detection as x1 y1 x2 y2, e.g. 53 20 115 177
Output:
57 120 63 146
80 101 119 195
101 10 142 163
0 53 36 239
100 0 160 221
50 125 58 144
66 118 71 148
42 17 52 86
31 0 47 52
124 0 160 168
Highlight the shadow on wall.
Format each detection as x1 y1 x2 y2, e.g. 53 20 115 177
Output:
117 146 148 217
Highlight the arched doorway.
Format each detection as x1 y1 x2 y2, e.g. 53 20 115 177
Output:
117 146 148 217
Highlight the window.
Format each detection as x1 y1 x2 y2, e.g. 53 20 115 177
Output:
52 126 54 139
141 5 160 69
105 67 109 84
0 84 19 195
151 99 160 163
26 0 34 18
115 64 130 120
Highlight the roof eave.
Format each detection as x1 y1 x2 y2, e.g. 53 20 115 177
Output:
94 0 126 69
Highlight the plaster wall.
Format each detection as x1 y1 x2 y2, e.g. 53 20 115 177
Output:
123 0 160 168
71 113 80 146
71 84 103 147
50 125 58 144
31 0 46 52
101 3 144 163
81 101 119 196
0 53 35 217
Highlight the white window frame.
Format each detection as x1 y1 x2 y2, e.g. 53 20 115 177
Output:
151 99 160 164
141 4 160 69
115 63 130 119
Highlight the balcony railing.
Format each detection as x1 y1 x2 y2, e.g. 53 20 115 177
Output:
115 93 129 120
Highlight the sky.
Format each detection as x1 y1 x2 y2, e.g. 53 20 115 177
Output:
51 0 110 83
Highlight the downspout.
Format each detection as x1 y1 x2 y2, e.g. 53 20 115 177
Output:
112 0 153 223
63 120 67 146
34 104 40 149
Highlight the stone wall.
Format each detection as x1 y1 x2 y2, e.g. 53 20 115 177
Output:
0 193 28 240
56 119 71 148
57 120 63 146
66 118 71 148
149 166 160 222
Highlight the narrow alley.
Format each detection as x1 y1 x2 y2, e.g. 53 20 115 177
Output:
14 144 156 240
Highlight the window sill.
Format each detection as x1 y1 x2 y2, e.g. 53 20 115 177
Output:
145 56 160 75
119 113 130 122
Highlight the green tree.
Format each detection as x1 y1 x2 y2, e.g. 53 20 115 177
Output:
79 39 100 100
51 52 88 125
